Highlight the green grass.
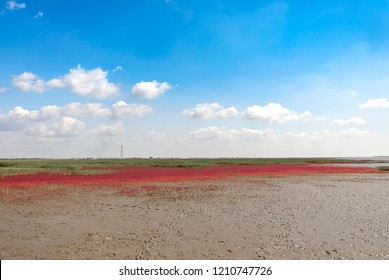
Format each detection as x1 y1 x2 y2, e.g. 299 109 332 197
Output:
0 157 369 177
377 166 389 172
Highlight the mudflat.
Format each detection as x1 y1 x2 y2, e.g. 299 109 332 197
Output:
1 173 389 259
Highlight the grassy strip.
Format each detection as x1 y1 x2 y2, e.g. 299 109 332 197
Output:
0 157 377 176
377 166 389 172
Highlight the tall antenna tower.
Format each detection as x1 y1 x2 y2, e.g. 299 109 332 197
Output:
121 145 123 159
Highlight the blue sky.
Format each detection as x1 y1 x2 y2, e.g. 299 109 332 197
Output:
1 0 389 158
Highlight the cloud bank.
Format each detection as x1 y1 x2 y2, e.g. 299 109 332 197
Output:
333 117 365 126
189 126 272 141
13 65 120 99
183 102 312 123
182 103 240 119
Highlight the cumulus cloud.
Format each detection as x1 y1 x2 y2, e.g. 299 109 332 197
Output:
47 65 119 99
111 101 153 117
25 117 85 137
13 65 119 99
0 100 152 135
63 101 152 118
285 128 369 139
359 98 389 109
0 105 85 137
189 126 272 141
5 105 60 122
0 112 25 131
285 130 330 140
7 106 30 119
183 102 312 122
26 123 55 137
182 103 240 119
190 126 233 140
131 80 171 99
333 117 365 126
245 103 312 123
5 1 26 10
88 122 125 136
53 117 86 136
37 105 61 120
239 128 273 140
12 72 47 93
62 102 111 117
0 102 152 129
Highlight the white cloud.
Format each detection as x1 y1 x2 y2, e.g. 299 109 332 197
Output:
0 100 153 134
183 102 312 122
112 66 123 72
5 105 60 122
0 116 15 131
45 78 62 88
12 72 47 93
13 66 119 99
88 122 125 136
189 126 272 141
340 128 370 137
285 130 330 140
63 101 152 119
333 117 365 126
239 128 273 140
111 101 153 117
62 102 111 117
245 103 312 123
182 103 240 119
47 65 119 99
131 80 171 99
190 126 235 140
7 106 30 119
5 1 26 10
25 117 86 137
285 128 369 139
0 107 31 131
1 106 83 136
37 105 61 120
26 123 55 137
32 11 43 19
53 117 86 136
360 98 389 109
0 102 152 131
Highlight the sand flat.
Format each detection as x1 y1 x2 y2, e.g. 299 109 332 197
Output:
1 173 389 259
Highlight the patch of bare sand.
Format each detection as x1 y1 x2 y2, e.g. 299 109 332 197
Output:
1 174 389 259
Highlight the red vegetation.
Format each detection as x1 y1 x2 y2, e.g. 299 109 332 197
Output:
0 164 380 189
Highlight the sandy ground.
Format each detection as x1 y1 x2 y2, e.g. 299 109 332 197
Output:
1 173 389 260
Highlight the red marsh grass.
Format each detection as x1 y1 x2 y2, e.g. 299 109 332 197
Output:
0 164 382 189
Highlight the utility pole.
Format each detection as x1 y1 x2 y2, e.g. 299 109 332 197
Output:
121 145 123 159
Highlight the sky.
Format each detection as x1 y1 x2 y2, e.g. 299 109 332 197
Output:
1 0 389 158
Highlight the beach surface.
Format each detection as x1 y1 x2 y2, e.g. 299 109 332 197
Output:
1 170 389 259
